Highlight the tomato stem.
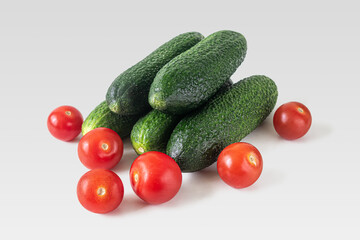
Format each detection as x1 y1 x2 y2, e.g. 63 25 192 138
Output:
97 187 106 196
134 173 139 183
102 143 109 150
248 155 257 166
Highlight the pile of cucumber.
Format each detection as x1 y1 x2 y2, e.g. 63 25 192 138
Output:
82 30 278 172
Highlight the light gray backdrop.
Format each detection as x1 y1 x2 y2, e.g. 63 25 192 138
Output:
0 0 359 239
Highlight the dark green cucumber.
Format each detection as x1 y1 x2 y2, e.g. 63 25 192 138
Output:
130 79 233 155
149 30 247 115
82 101 143 138
130 110 181 154
166 75 278 172
218 78 233 91
106 32 204 115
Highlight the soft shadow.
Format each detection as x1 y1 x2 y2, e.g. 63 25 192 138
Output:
245 168 285 191
303 122 332 142
106 194 148 216
110 164 223 215
68 135 82 143
169 164 221 206
244 117 280 141
252 117 279 140
245 118 333 147
112 137 138 172
243 118 282 151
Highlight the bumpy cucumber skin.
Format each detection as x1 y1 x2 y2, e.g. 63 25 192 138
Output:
149 30 247 115
218 78 233 92
106 32 204 115
82 101 142 138
130 110 181 155
166 75 278 172
130 79 233 155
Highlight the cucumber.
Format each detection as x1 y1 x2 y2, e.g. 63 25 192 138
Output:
166 75 278 172
130 110 181 155
130 79 233 155
149 30 247 115
82 101 143 138
218 78 233 92
106 32 204 115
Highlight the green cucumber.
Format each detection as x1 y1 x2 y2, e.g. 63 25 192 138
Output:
130 110 181 155
218 78 233 92
106 32 204 115
149 30 247 115
130 79 233 155
166 75 278 172
82 101 143 138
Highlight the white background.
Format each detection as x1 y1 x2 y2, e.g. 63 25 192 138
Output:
1 0 359 239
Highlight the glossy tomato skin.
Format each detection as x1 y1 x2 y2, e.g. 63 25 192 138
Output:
77 169 124 214
129 151 182 204
217 142 263 189
78 128 123 170
273 101 312 140
47 106 83 141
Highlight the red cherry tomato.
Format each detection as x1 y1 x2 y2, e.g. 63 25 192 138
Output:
78 128 123 170
129 151 182 204
273 101 312 140
217 142 263 189
47 106 83 141
77 169 124 214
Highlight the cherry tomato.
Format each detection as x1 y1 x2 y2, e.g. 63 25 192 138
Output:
129 151 182 204
273 101 312 140
217 142 263 189
77 169 124 214
47 105 83 141
78 128 123 170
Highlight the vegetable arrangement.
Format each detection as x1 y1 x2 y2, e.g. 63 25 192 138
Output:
167 75 278 172
47 30 312 214
149 31 247 114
